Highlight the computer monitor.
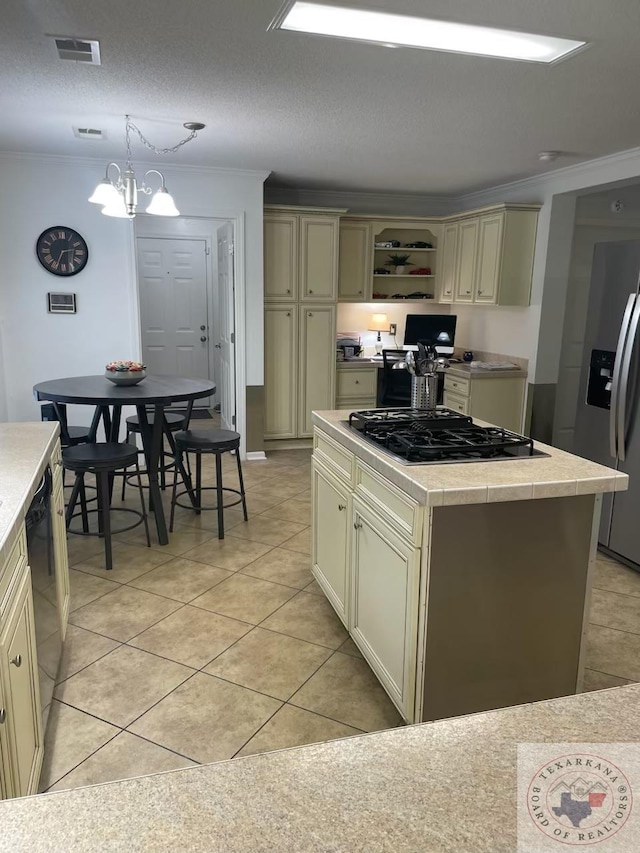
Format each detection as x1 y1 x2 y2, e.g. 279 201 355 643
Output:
403 314 457 355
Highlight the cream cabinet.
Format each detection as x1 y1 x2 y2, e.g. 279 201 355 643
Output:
351 498 419 718
338 221 372 301
335 366 378 410
264 213 298 301
312 462 351 626
454 218 479 303
443 372 526 433
438 222 458 303
265 305 298 439
298 305 336 437
0 560 43 798
300 216 340 301
475 213 503 303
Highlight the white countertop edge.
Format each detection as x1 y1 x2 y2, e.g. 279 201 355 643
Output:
0 423 60 564
312 410 627 507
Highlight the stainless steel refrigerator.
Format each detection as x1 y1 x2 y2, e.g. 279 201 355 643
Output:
573 239 640 570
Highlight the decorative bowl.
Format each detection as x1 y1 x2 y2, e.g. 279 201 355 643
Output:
105 369 146 386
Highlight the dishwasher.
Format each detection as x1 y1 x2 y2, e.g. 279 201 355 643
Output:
25 466 63 740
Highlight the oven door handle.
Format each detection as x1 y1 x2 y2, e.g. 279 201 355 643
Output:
610 293 636 459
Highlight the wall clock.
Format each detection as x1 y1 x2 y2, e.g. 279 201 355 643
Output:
36 227 89 276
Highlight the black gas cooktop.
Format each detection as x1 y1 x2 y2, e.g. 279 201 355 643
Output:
348 408 548 465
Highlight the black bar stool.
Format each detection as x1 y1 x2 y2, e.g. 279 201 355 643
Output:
121 401 194 497
64 443 150 570
170 429 248 539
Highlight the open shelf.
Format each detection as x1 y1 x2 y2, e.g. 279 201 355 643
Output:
374 247 436 253
374 274 434 279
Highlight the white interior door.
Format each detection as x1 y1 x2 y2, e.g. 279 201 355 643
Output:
216 223 236 431
137 237 210 405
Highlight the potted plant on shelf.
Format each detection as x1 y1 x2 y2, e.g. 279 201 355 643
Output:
385 253 414 275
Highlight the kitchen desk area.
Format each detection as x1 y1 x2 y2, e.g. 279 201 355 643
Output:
311 408 627 724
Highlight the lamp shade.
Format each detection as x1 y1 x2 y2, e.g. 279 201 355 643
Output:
146 187 180 217
368 313 389 332
88 179 120 206
101 194 132 218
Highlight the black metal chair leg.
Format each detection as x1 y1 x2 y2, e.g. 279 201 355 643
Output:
98 472 113 570
215 452 224 539
169 449 180 533
134 461 151 547
195 452 202 516
79 475 89 533
121 428 131 500
236 453 248 521
65 474 83 528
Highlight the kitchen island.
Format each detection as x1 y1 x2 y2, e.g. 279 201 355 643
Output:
311 409 628 724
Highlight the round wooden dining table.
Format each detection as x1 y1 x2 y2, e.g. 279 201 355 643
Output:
33 374 216 545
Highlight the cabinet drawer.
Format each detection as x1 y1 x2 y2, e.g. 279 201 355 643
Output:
355 461 421 546
444 392 470 415
0 528 27 617
313 430 355 485
336 369 377 399
444 374 470 397
336 397 377 412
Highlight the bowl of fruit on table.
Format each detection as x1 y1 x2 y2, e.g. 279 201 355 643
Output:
105 360 147 385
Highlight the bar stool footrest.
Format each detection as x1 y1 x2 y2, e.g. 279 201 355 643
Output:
174 485 244 513
67 506 147 537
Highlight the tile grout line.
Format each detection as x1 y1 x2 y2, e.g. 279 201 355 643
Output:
588 619 640 639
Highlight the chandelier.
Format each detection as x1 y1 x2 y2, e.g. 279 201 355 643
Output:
88 115 205 219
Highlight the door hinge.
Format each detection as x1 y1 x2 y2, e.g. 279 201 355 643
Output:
230 332 235 344
232 414 236 425
205 246 210 256
229 242 234 256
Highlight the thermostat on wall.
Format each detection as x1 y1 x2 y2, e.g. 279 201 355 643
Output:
47 292 77 314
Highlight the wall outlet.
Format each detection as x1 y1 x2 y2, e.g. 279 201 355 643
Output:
389 323 397 336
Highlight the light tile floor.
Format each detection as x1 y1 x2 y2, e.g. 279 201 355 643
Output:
42 444 640 792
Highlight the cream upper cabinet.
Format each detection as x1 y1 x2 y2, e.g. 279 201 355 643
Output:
312 461 350 626
454 218 479 303
439 222 459 303
0 562 43 798
338 221 372 301
264 305 298 439
350 498 419 718
298 305 336 437
474 213 503 303
264 213 298 301
300 216 340 301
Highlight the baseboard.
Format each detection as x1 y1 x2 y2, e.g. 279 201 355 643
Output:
246 451 267 461
263 438 313 451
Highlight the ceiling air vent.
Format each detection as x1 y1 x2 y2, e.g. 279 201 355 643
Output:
73 127 105 140
53 37 101 65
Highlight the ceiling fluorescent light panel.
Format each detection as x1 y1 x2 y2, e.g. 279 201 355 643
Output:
274 2 587 63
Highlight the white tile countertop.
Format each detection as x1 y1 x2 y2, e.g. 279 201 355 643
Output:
0 422 59 564
312 409 627 506
1 683 639 852
337 358 528 379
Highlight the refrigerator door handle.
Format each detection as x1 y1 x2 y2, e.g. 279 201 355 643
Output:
609 293 636 459
617 294 640 462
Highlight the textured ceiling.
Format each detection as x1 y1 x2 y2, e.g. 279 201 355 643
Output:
2 0 640 195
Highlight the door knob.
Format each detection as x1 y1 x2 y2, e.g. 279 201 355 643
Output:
200 336 207 343
10 654 21 668
354 522 363 530
214 343 222 349
200 325 206 331
338 504 346 511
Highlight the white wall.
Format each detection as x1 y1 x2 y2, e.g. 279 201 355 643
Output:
337 302 452 356
0 153 267 425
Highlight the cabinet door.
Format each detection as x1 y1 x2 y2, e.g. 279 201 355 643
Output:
312 462 350 625
338 222 372 301
350 499 420 719
298 305 336 437
300 216 339 301
439 222 458 303
265 305 298 439
454 218 479 303
0 564 43 797
51 475 70 638
264 214 298 301
475 213 504 304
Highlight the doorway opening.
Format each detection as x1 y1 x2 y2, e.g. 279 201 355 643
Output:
134 217 238 434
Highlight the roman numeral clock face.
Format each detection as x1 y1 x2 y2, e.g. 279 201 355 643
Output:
36 227 88 276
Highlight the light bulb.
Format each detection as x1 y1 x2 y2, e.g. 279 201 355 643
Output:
88 179 120 206
101 194 132 218
146 187 180 217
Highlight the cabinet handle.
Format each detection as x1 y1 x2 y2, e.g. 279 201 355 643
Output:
308 313 313 318
466 290 471 294
54 460 62 468
355 380 359 384
358 290 362 294
0 709 5 725
478 290 483 294
338 504 346 511
286 312 291 317
354 522 363 530
286 289 291 294
57 509 64 517
10 654 22 668
309 289 314 294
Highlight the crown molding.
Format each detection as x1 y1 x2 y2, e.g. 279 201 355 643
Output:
0 149 271 181
264 185 456 216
